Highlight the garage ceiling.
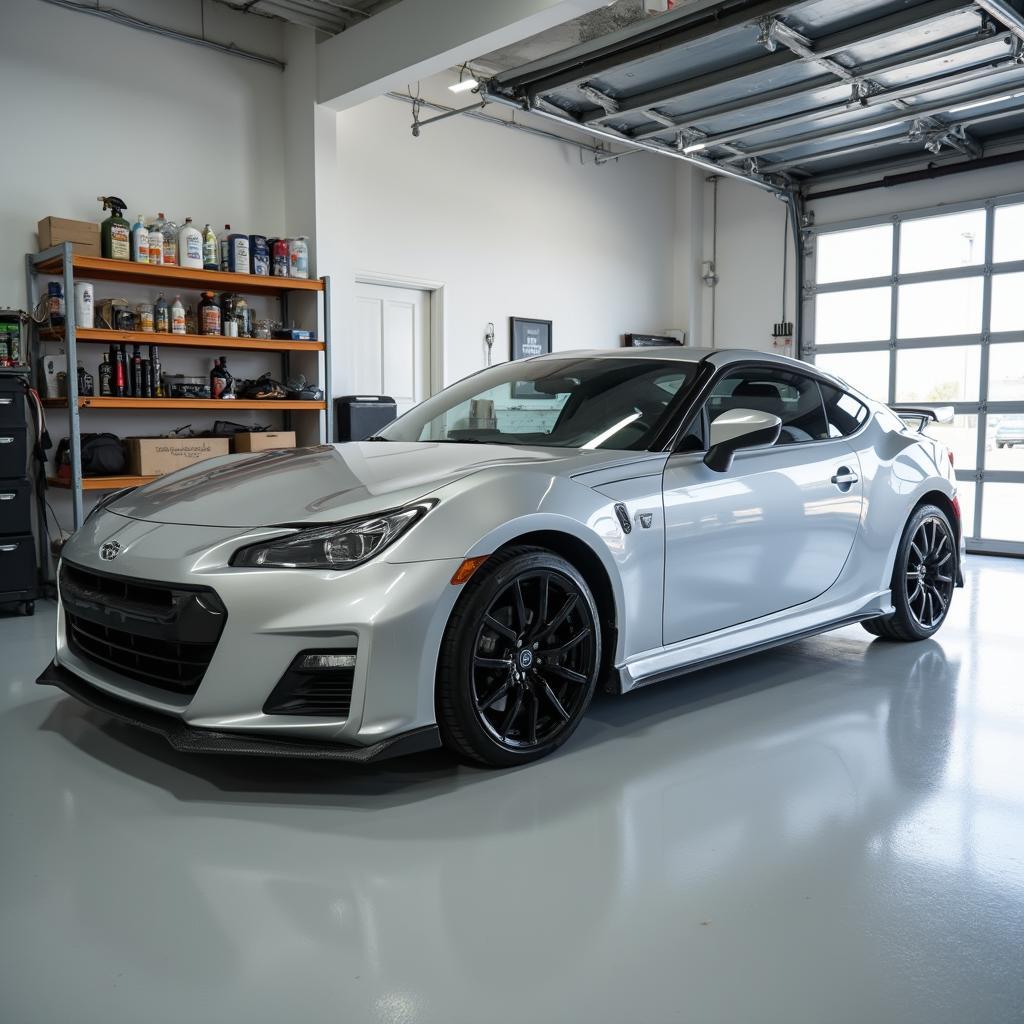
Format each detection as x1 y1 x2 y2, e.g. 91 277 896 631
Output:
481 0 1024 191
218 0 399 36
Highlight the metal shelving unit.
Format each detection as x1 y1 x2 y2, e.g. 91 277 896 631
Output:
26 244 332 528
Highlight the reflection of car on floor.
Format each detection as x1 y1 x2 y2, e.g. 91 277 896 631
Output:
38 348 967 768
995 414 1024 448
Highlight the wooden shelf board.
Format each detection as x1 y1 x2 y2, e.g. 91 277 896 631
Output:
43 397 325 411
48 475 159 491
40 326 323 353
34 254 323 295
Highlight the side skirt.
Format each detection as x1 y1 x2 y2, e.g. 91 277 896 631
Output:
620 610 888 693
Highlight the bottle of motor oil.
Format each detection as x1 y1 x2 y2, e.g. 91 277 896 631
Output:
198 292 221 336
141 358 152 398
150 345 163 397
132 345 143 397
148 214 165 265
154 294 170 333
114 346 126 397
119 344 130 396
178 217 203 269
171 295 186 334
161 218 179 266
202 224 218 271
210 356 233 399
227 231 250 274
77 362 95 398
131 214 149 263
98 349 113 397
98 196 130 260
219 225 233 271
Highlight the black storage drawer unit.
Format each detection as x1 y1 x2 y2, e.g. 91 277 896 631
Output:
0 535 35 592
0 376 24 427
0 373 36 612
0 480 31 535
0 425 27 479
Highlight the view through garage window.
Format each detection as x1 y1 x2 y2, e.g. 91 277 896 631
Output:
806 196 1024 554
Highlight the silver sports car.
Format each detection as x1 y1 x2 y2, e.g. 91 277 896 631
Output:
38 348 965 767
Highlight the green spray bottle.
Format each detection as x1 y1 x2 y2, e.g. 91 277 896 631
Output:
98 196 130 260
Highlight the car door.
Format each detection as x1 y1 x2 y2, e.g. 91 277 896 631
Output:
662 365 863 646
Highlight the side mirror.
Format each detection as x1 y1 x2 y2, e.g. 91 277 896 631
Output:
704 409 782 472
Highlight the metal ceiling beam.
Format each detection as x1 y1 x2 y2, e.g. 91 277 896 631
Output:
490 0 794 98
976 0 1024 43
720 76 1023 162
482 90 788 194
626 29 998 143
761 99 1024 171
655 49 1015 154
575 0 979 126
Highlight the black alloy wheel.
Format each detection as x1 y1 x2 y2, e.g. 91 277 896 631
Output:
903 515 956 630
437 548 602 766
863 504 956 642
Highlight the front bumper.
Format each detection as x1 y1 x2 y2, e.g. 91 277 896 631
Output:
49 511 466 750
37 660 440 760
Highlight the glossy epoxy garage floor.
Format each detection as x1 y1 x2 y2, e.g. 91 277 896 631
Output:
1 557 1022 1024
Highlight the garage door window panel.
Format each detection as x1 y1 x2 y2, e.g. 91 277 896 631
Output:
899 209 987 274
815 287 891 344
814 351 890 404
897 278 984 340
896 346 981 403
990 273 1024 334
816 223 893 284
994 203 1024 264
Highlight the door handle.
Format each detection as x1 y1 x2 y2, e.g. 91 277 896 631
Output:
831 467 859 489
0 544 18 553
0 493 15 501
0 437 13 444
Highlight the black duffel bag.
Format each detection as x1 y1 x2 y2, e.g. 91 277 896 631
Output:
55 433 127 477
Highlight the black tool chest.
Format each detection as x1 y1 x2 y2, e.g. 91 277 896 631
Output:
0 373 37 615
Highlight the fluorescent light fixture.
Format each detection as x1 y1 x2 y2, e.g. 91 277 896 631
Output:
682 142 707 154
449 77 479 94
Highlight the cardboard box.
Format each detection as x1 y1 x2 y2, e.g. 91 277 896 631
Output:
38 217 101 257
127 436 230 477
233 431 296 453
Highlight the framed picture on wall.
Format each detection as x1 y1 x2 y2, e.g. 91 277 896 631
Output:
510 317 552 399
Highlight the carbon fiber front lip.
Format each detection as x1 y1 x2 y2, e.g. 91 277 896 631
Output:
36 659 441 762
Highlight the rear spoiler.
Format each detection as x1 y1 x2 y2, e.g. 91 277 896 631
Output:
889 404 954 431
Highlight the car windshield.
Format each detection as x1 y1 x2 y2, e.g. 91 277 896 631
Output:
376 356 698 450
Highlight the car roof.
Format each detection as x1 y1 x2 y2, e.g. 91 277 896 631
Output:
527 347 876 404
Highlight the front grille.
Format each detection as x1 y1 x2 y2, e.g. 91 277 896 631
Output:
264 652 355 717
60 561 227 697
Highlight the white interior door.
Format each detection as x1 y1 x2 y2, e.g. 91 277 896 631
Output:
353 282 431 415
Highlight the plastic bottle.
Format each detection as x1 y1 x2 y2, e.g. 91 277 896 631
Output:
219 224 233 271
154 294 170 333
131 214 149 263
249 235 269 276
288 236 309 279
198 292 221 336
150 345 163 397
148 214 165 266
98 196 130 261
161 218 179 266
202 224 218 271
98 350 113 397
227 231 250 274
171 296 186 335
178 217 203 269
131 345 143 397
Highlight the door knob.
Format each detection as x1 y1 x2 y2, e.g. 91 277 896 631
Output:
831 467 859 490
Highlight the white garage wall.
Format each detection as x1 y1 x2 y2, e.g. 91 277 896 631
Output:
0 0 289 523
671 167 797 353
327 91 681 390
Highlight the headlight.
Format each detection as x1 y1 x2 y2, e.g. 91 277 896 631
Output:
231 501 435 569
84 486 136 524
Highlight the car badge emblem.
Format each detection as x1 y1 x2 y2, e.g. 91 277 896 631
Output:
99 540 122 561
637 512 654 529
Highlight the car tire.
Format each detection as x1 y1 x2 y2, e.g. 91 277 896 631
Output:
436 546 602 768
863 504 956 642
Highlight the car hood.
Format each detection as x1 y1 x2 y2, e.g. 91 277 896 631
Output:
107 441 648 528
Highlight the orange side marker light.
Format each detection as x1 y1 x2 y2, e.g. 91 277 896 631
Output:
451 555 489 585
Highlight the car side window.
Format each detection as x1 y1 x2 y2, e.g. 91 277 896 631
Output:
819 382 869 437
706 368 829 445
